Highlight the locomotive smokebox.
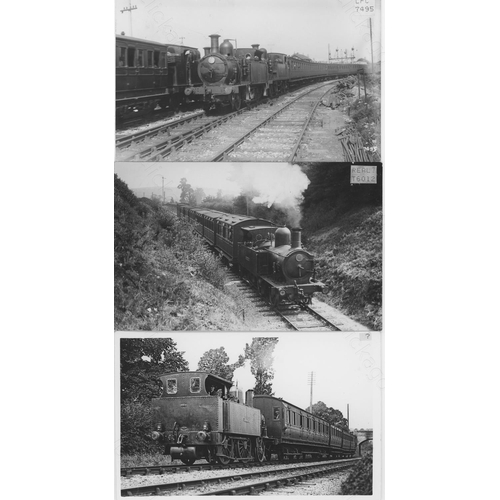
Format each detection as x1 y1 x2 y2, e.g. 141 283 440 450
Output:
245 389 254 407
291 228 302 249
203 47 211 56
209 34 220 53
220 39 234 56
275 226 291 247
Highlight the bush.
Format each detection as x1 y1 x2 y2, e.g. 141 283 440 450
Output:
120 400 156 455
340 454 373 495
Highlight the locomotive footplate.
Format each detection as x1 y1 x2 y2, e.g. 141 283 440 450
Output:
185 86 239 96
260 276 325 305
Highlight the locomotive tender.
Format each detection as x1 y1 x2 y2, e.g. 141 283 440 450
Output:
185 34 367 110
116 35 202 119
151 371 358 465
177 204 325 306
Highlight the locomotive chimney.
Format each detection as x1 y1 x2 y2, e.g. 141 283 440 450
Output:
245 389 254 407
291 228 302 249
203 47 211 56
209 34 220 53
251 44 260 50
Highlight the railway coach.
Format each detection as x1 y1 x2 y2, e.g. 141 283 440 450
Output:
253 395 357 461
116 34 202 119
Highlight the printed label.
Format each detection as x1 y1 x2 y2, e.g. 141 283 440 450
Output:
351 165 377 184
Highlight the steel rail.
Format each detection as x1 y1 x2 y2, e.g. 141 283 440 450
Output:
197 459 361 496
121 461 268 477
208 82 337 162
116 111 205 150
121 458 360 496
287 85 337 163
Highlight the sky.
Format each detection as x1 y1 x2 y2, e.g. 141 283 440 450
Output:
114 162 311 204
160 332 382 430
115 0 382 63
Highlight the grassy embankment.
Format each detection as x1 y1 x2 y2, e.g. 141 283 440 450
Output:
300 164 382 330
115 175 264 331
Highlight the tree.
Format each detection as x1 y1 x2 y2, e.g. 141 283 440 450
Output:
120 338 189 454
243 338 279 395
197 347 239 381
178 177 194 204
194 188 206 206
311 401 348 428
120 338 189 402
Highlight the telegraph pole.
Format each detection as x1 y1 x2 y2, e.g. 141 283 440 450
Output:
308 372 315 412
162 176 165 203
369 17 374 74
180 37 185 45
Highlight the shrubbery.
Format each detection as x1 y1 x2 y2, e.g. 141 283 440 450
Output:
114 175 228 330
340 454 373 495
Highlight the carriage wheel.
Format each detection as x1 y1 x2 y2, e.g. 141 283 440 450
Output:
236 438 251 459
180 457 195 466
254 437 266 463
217 437 233 465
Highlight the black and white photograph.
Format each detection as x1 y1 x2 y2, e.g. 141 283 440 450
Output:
118 333 381 496
114 162 382 332
115 0 382 162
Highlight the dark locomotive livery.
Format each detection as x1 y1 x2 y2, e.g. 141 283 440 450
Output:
116 35 202 119
177 204 325 306
185 34 367 110
151 371 358 465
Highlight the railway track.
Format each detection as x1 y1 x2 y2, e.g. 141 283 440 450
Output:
121 458 360 496
121 460 270 477
115 79 351 162
226 270 351 332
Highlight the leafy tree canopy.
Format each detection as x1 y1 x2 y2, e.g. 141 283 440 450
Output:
120 338 188 403
244 338 279 395
311 401 348 428
197 347 235 381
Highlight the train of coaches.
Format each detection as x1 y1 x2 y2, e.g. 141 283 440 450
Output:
177 203 325 307
116 33 369 119
151 371 357 465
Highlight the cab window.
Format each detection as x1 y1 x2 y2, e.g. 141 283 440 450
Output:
273 407 280 420
166 378 177 394
190 377 201 393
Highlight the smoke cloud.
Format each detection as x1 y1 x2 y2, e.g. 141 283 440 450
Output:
228 163 310 227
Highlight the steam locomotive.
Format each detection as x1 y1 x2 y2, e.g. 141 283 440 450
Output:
151 371 358 465
177 204 325 306
185 34 367 110
116 35 202 120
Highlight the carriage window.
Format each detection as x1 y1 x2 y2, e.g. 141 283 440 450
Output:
118 47 127 67
127 47 136 67
154 50 160 67
160 52 166 67
190 377 201 393
286 410 290 424
138 50 144 66
166 378 177 394
147 50 154 67
273 407 280 420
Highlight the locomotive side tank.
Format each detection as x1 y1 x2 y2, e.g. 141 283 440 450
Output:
151 372 266 465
